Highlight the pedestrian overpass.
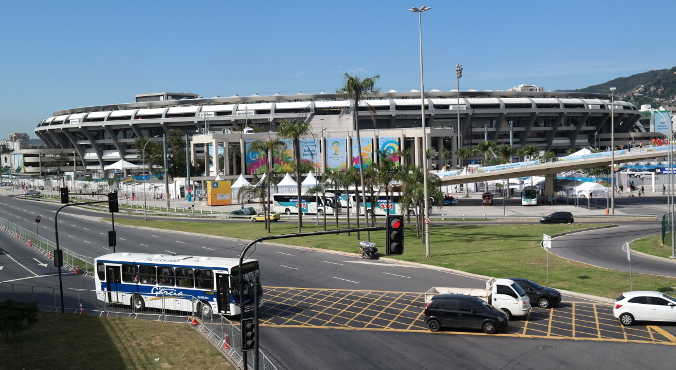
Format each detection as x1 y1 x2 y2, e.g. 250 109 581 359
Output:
436 147 674 195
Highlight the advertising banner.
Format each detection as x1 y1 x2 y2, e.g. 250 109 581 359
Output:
326 137 347 171
352 137 373 168
655 111 672 136
300 138 321 171
378 136 400 165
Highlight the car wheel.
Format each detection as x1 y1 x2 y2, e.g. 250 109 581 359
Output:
501 308 512 319
482 321 497 334
619 313 634 326
132 294 145 311
567 219 574 224
427 319 441 332
537 297 550 309
252 218 257 222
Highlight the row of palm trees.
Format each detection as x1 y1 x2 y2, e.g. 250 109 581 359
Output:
454 142 556 167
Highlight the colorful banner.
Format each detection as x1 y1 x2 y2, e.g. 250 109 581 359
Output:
245 139 296 174
300 138 321 171
352 137 373 168
378 136 400 164
326 137 347 171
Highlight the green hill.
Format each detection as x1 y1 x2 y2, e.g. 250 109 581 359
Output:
574 66 676 108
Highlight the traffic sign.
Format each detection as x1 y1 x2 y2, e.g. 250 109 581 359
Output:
35 215 41 223
424 217 431 224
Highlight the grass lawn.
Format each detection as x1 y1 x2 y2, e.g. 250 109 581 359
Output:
0 312 234 370
110 218 676 298
631 232 676 259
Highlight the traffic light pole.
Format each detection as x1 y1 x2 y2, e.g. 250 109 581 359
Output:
239 226 385 370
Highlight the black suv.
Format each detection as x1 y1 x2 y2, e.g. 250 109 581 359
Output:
509 278 561 308
540 211 574 224
424 294 508 334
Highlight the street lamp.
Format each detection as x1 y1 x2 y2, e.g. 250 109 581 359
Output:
456 64 463 167
610 87 616 215
655 110 675 258
409 5 431 257
142 138 156 221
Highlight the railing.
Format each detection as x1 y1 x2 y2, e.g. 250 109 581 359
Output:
0 282 277 370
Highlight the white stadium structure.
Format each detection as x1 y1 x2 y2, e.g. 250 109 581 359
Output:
27 90 643 179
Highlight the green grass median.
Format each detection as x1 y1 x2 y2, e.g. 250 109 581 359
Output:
109 219 675 299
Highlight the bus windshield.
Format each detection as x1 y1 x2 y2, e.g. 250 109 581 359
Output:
230 261 263 301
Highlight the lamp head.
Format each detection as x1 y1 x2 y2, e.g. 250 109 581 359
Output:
610 87 616 93
408 6 431 12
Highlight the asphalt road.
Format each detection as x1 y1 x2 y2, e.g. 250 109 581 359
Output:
3 193 676 369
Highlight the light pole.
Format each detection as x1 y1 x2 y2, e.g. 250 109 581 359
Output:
655 110 675 258
610 87 616 215
142 139 154 221
409 5 431 257
456 64 462 167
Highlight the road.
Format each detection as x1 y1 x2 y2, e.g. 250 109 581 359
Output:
2 192 676 369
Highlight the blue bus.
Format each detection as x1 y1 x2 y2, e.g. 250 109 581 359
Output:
95 252 262 316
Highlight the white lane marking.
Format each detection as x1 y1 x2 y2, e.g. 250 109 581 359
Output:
324 261 343 266
100 232 106 235
202 247 214 250
71 224 77 227
333 277 359 284
140 244 148 247
32 258 48 267
344 261 422 268
279 265 298 270
165 250 175 254
382 271 410 279
152 235 160 237
1 273 60 283
83 240 90 244
276 252 293 256
4 253 38 276
119 238 126 241
84 228 90 230
176 241 185 244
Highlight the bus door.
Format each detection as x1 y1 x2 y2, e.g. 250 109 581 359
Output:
215 273 230 314
105 265 122 303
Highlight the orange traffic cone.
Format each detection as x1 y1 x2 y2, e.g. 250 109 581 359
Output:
28 240 32 247
78 303 85 314
47 251 52 259
222 332 231 349
191 317 199 326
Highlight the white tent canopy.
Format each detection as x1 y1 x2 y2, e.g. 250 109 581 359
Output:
301 172 319 187
565 148 593 157
231 173 251 188
277 173 298 187
104 159 139 170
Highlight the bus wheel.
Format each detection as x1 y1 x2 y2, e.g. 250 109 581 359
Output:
317 209 324 215
285 208 291 215
200 301 212 316
132 294 145 311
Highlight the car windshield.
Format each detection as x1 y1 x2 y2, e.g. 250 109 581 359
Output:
663 294 676 304
526 279 543 289
511 282 527 297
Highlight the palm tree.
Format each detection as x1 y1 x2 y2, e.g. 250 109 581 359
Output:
249 138 285 232
517 145 540 162
324 169 342 228
439 148 451 171
337 73 380 236
277 120 312 232
475 140 497 165
495 145 515 164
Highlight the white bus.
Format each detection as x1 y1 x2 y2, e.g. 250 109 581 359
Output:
349 193 412 216
272 192 337 215
94 252 262 316
521 186 543 206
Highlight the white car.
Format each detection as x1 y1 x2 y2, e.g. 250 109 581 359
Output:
613 291 676 325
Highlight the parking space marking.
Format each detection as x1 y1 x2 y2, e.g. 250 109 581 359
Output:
261 287 676 345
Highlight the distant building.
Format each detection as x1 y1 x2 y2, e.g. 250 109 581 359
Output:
135 92 200 103
6 133 30 150
508 84 545 92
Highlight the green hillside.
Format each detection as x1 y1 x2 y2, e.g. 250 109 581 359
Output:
575 66 676 108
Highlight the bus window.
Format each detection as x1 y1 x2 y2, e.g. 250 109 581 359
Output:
97 262 106 281
139 265 157 284
121 264 139 283
195 269 214 289
158 267 175 286
176 268 194 288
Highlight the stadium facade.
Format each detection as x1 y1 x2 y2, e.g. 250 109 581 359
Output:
31 90 642 178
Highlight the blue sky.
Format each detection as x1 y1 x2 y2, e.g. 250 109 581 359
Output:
1 0 674 141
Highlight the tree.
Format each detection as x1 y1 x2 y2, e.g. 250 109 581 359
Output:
131 138 163 176
0 300 38 340
475 140 497 165
277 120 312 232
337 73 381 237
517 145 540 162
248 138 285 232
454 147 476 197
45 154 68 186
542 150 557 162
495 145 515 164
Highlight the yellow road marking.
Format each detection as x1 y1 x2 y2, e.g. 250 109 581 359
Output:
593 304 601 339
649 325 676 343
572 302 576 338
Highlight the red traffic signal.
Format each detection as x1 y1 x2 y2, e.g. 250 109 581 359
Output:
386 214 404 255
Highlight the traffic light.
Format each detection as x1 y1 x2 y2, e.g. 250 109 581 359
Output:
107 193 119 213
242 317 256 351
386 214 404 255
59 187 69 203
108 231 116 247
53 249 63 267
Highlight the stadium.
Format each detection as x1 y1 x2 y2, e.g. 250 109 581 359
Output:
29 90 642 178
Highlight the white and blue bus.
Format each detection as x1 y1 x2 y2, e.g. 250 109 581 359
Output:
94 252 262 316
521 186 543 206
272 192 337 215
350 193 413 216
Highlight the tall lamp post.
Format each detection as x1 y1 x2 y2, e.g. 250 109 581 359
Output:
456 64 462 167
409 5 431 257
610 87 616 215
655 110 675 258
142 139 154 221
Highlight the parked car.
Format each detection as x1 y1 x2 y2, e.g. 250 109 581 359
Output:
540 211 574 224
24 190 41 197
424 294 509 334
613 291 676 326
509 278 561 309
251 212 280 222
